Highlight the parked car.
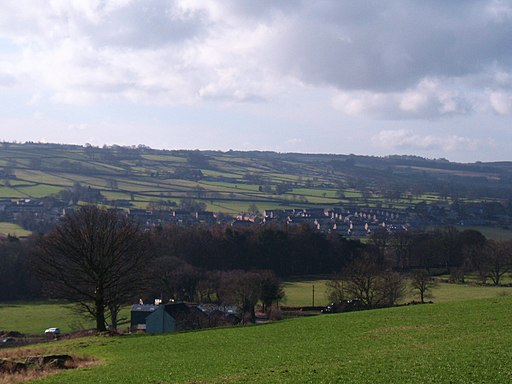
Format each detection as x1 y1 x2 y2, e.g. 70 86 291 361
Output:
321 299 364 314
44 327 60 335
2 337 16 344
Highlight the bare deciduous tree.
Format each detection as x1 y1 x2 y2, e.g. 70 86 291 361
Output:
485 240 512 286
220 271 262 323
325 277 346 304
411 269 437 303
34 206 148 331
379 271 406 307
258 270 285 313
342 254 406 309
344 254 382 309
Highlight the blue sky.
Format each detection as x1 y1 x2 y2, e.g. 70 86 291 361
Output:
0 0 511 162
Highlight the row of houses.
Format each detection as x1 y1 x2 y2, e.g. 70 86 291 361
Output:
0 197 509 238
259 207 408 236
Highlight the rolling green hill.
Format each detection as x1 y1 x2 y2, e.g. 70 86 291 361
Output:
0 142 511 216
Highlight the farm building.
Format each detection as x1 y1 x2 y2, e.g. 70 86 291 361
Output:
145 303 208 334
131 302 240 334
130 304 158 331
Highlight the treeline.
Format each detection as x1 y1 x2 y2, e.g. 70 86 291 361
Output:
1 219 511 304
148 224 363 277
0 236 41 301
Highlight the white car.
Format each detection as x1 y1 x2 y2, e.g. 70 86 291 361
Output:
44 327 60 335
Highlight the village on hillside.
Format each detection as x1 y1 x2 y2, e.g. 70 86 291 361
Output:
1 195 510 239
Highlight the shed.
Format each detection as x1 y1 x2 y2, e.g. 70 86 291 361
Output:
146 306 175 334
145 303 209 334
130 304 158 330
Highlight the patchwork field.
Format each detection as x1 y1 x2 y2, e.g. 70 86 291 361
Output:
1 143 511 218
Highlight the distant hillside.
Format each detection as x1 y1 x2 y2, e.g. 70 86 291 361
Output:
0 142 511 216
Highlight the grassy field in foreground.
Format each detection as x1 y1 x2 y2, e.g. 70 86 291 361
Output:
2 297 510 383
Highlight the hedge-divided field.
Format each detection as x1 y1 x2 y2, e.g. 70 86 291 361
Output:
1 296 510 383
2 143 512 217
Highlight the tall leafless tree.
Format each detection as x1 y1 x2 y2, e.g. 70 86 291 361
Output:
34 206 148 331
343 254 382 309
411 269 437 303
485 240 512 285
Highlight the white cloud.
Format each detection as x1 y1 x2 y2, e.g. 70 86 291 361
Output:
0 1 511 161
485 0 512 22
286 138 304 147
332 78 472 119
489 91 512 115
0 0 510 111
371 129 488 152
0 72 15 87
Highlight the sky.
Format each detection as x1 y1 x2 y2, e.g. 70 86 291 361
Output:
0 0 511 163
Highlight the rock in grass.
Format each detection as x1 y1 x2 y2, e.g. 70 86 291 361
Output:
25 354 74 369
0 358 27 373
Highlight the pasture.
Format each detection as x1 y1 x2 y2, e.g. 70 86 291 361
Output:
455 225 512 241
282 278 331 307
2 297 511 383
0 223 31 237
283 278 512 307
0 302 93 335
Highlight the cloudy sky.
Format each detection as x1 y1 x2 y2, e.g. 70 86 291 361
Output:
0 0 511 162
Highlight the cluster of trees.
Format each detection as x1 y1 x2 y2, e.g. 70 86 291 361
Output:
0 236 40 301
84 143 143 163
325 253 437 310
148 223 363 276
325 227 512 309
146 256 284 322
55 182 105 204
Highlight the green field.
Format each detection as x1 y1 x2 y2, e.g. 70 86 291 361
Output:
283 278 512 307
282 279 331 306
456 226 512 240
0 302 93 334
0 302 132 335
0 222 32 237
1 297 511 383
